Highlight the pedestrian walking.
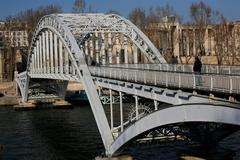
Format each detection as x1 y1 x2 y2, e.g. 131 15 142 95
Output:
193 56 202 86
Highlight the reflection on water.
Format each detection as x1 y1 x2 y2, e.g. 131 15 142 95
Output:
0 105 103 160
0 104 239 160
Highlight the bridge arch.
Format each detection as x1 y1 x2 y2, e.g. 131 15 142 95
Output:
109 103 240 155
17 14 240 157
17 13 168 156
19 14 115 152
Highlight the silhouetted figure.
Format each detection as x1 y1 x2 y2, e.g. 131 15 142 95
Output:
193 56 202 85
174 56 178 64
171 55 178 64
91 60 96 66
193 56 202 73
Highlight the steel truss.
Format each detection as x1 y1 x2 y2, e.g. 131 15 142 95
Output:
15 13 240 157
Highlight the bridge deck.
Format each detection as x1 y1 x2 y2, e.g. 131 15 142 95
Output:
89 65 240 95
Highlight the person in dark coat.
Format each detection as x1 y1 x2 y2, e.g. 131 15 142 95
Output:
193 56 202 73
193 56 202 85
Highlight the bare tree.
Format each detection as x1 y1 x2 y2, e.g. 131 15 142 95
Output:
3 4 62 74
128 8 146 29
144 4 182 62
72 0 86 13
214 22 227 64
214 21 238 65
147 4 182 24
190 1 212 56
106 10 120 15
7 4 62 43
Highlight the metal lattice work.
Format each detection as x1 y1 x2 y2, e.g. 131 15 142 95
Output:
128 103 152 123
15 13 168 156
15 13 240 157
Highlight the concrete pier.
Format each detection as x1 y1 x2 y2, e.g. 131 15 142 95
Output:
14 98 72 110
95 155 133 160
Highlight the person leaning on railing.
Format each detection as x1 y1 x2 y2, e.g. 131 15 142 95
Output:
193 56 202 86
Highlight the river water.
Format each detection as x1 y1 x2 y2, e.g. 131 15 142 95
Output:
0 104 240 160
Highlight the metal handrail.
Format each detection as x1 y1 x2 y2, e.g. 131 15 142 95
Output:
89 66 240 95
104 64 240 76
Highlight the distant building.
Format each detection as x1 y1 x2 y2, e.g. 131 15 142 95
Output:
0 22 28 82
145 21 240 64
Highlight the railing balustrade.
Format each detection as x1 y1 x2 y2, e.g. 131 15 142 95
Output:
105 64 240 76
89 66 240 95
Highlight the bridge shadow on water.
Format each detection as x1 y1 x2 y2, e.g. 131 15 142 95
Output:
126 143 237 160
119 123 240 160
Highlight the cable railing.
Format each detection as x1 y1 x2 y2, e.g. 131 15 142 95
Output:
89 66 240 95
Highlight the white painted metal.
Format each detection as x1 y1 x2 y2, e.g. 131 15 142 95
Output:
64 48 69 74
49 31 54 73
33 47 36 73
38 38 41 73
54 33 58 73
133 44 138 64
116 33 120 64
109 104 240 155
95 32 99 64
135 95 139 120
110 89 113 130
120 91 123 132
45 31 50 73
90 39 94 59
25 14 115 154
108 32 112 64
85 41 88 56
59 40 64 74
16 14 240 157
109 63 240 76
154 100 158 111
101 32 106 65
90 66 240 95
124 36 128 64
42 32 46 73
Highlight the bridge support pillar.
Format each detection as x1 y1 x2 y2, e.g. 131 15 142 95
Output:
116 33 120 64
37 37 41 73
59 40 64 74
154 99 158 111
23 75 30 102
133 45 138 64
95 33 99 64
124 36 128 64
64 47 69 74
50 31 54 74
45 31 50 74
42 32 46 73
108 33 112 64
85 41 88 56
110 89 113 130
54 33 59 74
135 95 139 120
33 47 36 74
90 39 94 60
120 91 123 132
101 32 106 65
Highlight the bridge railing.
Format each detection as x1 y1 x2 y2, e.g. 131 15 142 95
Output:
89 66 240 95
105 64 240 75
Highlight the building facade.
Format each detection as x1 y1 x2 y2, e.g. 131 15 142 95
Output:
145 21 240 64
0 22 28 82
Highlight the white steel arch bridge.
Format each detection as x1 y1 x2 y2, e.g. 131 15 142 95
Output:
16 13 240 156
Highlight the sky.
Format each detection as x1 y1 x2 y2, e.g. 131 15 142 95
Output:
0 0 239 22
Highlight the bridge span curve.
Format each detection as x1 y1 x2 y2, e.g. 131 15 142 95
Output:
109 103 240 155
15 13 240 157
